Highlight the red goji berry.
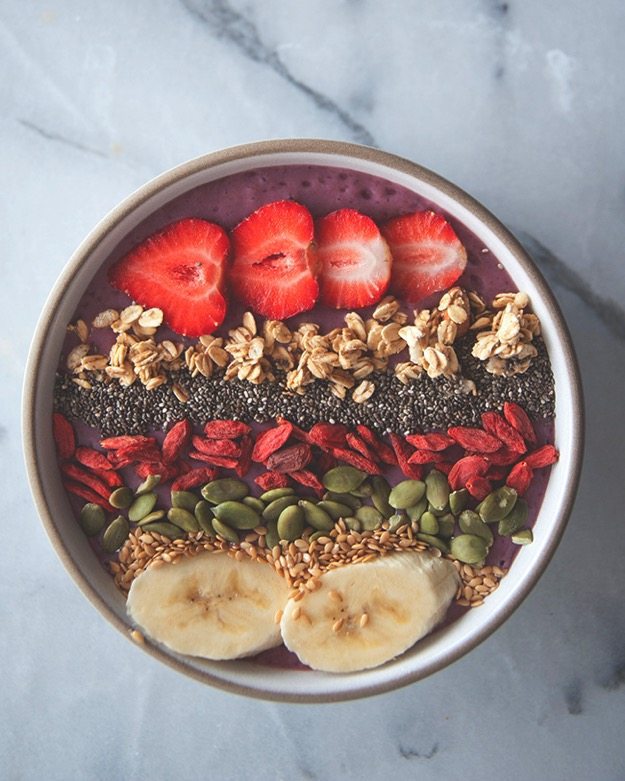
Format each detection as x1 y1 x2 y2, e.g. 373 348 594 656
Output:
100 434 155 450
355 425 397 465
524 445 559 469
192 436 241 458
313 450 337 474
52 412 75 460
74 447 114 471
308 423 348 450
407 449 440 465
345 432 379 464
481 411 526 454
388 434 423 480
188 451 239 469
448 455 490 491
433 462 453 476
61 463 111 500
447 426 502 453
506 461 534 495
331 447 382 475
254 471 291 491
465 475 492 501
503 402 537 446
484 447 519 466
162 419 191 464
288 470 324 495
251 423 293 462
63 480 112 510
171 467 217 491
203 420 251 439
266 443 312 473
276 417 309 442
405 432 454 452
134 461 180 481
235 435 253 478
90 467 123 488
108 443 162 469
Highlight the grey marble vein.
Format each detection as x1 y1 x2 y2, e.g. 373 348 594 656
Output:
17 118 108 160
180 0 376 146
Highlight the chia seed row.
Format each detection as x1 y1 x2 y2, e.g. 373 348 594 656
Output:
53 336 555 437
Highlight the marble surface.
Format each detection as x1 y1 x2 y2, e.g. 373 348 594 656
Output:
2 1 624 779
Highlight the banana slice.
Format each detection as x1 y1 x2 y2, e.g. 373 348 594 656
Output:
280 552 458 673
127 552 290 660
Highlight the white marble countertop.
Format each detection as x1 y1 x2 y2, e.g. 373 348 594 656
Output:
2 1 625 779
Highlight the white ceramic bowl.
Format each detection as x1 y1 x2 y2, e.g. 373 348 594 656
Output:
23 140 583 701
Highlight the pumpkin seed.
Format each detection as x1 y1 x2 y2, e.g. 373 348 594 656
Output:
323 492 362 511
299 500 334 531
277 505 304 541
211 517 240 543
167 507 200 532
350 479 373 497
242 496 266 513
355 505 383 530
479 486 518 523
450 534 488 564
344 516 362 532
265 521 280 549
201 478 248 504
79 503 106 537
308 530 326 543
425 469 449 512
388 479 425 509
109 486 133 510
511 528 533 545
427 502 450 518
322 466 366 493
388 513 406 533
262 495 299 522
317 500 352 521
213 500 260 529
437 513 456 540
259 487 295 503
458 510 493 545
128 491 158 522
449 488 469 516
135 474 161 495
419 511 439 535
371 475 393 517
194 501 215 535
171 490 199 512
406 496 428 521
416 533 450 553
141 521 185 540
498 498 529 536
102 515 129 553
136 510 166 526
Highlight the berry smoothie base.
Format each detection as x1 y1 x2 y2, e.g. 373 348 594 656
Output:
52 164 557 672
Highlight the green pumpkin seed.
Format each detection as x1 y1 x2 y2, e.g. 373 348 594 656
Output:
425 469 449 512
450 534 488 564
109 486 133 510
458 510 493 545
308 530 326 543
259 487 295 503
419 511 439 535
128 491 158 522
511 528 533 545
371 475 394 517
355 505 383 530
406 496 428 521
167 507 200 533
322 466 366 493
211 518 240 543
135 474 161 495
416 533 450 553
388 479 425 510
479 487 518 523
102 515 129 553
316 500 352 521
388 513 406 533
213 500 260 530
323 492 362 511
437 513 456 540
201 478 248 504
277 505 305 542
427 502 450 518
350 479 373 497
265 521 280 549
171 490 199 512
344 516 362 532
299 500 334 531
498 498 529 537
242 496 266 513
449 488 469 516
136 510 166 526
79 503 106 537
262 495 299 522
194 501 215 535
141 521 185 540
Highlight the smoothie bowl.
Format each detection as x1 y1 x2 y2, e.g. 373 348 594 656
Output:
23 139 583 701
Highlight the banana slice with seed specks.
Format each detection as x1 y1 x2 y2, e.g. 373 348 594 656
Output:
127 552 290 660
280 552 459 673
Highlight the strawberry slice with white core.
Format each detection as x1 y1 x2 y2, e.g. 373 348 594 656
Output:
229 200 318 320
108 218 230 337
382 210 468 302
316 209 392 309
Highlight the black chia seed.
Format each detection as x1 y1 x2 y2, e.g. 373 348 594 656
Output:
53 336 555 436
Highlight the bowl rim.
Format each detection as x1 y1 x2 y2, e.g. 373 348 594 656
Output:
23 138 584 702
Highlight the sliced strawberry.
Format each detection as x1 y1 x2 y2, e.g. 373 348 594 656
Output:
316 209 391 309
108 218 229 337
381 210 467 302
229 200 318 319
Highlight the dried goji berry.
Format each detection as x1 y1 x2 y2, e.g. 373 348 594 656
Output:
134 462 180 481
503 402 537 446
171 467 217 491
407 449 440 465
433 462 453 476
345 432 379 464
203 420 251 439
465 475 492 501
313 450 337 474
235 435 253 478
74 447 114 471
90 467 123 488
405 432 454 452
524 445 559 469
100 434 156 450
308 423 348 450
484 447 519 466
355 425 397 465
251 423 293 462
266 443 312 473
61 463 111 500
108 443 162 469
254 471 291 491
331 447 382 475
52 412 75 460
288 469 324 495
188 451 239 469
63 480 112 511
276 417 309 442
388 434 423 479
447 426 502 453
448 455 490 491
481 411 526 454
162 419 191 464
506 461 533 495
192 436 241 458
